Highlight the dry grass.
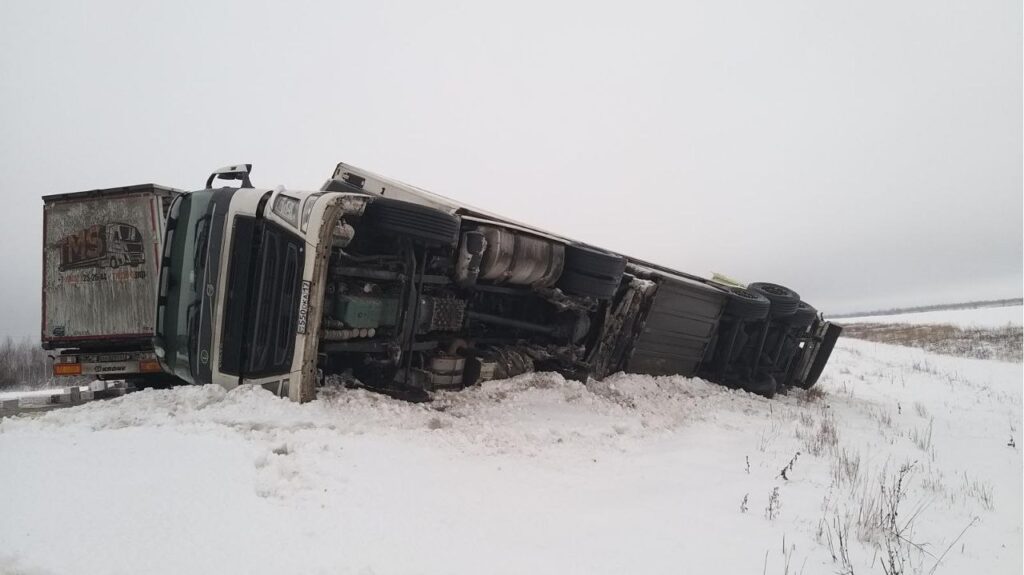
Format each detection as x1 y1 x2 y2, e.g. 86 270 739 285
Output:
957 472 994 511
830 448 863 490
765 486 781 520
821 461 929 575
871 407 895 430
794 404 840 457
806 415 839 457
910 419 936 460
800 386 827 403
841 323 1022 362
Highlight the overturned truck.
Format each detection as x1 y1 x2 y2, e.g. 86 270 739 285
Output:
141 162 842 403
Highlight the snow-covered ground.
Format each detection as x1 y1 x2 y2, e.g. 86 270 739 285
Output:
0 385 89 402
837 304 1022 328
1 339 1021 575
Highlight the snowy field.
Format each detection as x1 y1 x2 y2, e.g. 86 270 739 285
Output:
837 304 1022 329
1 338 1020 575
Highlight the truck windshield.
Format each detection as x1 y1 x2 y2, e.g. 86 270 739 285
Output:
155 191 215 384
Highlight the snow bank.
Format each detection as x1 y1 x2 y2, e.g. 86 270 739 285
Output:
1 342 1020 575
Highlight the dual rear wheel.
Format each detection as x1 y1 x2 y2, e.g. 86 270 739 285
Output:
722 282 817 325
556 244 627 300
716 281 820 397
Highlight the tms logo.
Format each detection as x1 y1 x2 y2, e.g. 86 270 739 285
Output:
58 223 145 271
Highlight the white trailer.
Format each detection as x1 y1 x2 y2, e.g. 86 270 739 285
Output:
42 184 180 380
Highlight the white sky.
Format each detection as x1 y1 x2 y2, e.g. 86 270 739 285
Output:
1 0 1021 338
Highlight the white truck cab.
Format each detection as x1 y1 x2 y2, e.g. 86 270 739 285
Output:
155 167 374 401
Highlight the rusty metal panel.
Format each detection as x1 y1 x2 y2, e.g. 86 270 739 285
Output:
42 188 168 348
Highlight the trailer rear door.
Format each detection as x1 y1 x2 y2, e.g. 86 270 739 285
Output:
42 185 177 349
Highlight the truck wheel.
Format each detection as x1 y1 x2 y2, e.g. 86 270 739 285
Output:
782 301 817 328
557 244 626 299
748 282 800 318
563 244 627 280
721 286 770 320
557 268 620 299
363 197 460 246
109 256 119 269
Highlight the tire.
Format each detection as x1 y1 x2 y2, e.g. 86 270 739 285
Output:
748 282 800 318
557 244 626 299
563 244 627 280
109 257 119 269
782 301 817 328
721 286 771 321
557 268 620 299
363 197 460 246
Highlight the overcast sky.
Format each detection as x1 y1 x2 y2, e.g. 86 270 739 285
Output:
1 0 1021 338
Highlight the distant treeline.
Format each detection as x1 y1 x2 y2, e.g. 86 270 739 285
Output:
828 298 1023 319
0 337 56 390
